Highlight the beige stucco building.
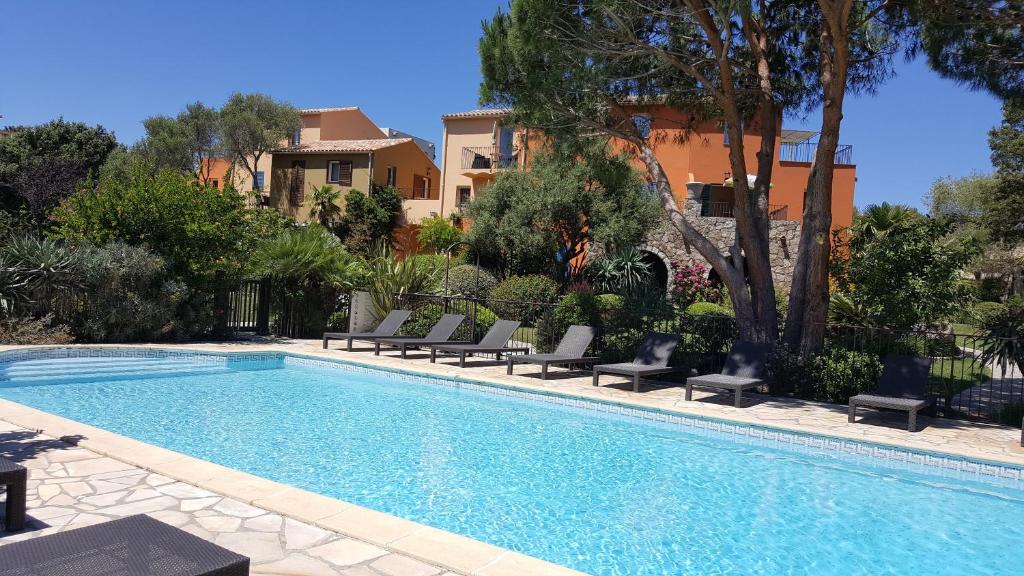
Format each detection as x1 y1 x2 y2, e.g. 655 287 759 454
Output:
438 109 520 217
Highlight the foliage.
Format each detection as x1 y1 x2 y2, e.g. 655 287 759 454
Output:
71 243 203 342
220 93 302 190
364 244 441 320
827 292 880 328
403 303 496 341
417 215 462 254
832 203 980 329
685 302 732 317
670 260 720 307
487 275 559 323
536 291 599 352
336 185 403 257
976 299 1024 376
141 102 220 184
769 345 883 403
0 315 73 345
910 1 1024 99
53 156 251 285
587 247 653 294
250 226 364 290
0 118 117 224
972 301 1007 325
307 185 343 229
463 147 658 280
994 403 1024 429
1 236 83 319
444 265 498 298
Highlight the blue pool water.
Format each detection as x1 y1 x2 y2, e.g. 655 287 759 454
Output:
1 352 1023 575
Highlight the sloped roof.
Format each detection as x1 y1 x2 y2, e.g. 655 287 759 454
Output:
299 106 360 115
274 138 413 154
780 129 818 144
441 108 510 120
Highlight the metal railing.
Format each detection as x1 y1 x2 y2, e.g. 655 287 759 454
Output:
780 141 853 164
460 146 518 170
701 202 789 221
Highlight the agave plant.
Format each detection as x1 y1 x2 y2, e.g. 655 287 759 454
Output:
977 301 1024 377
587 247 653 294
364 242 441 320
0 256 31 317
1 236 84 318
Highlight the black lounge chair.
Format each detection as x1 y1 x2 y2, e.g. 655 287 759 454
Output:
322 309 412 350
374 313 467 358
685 340 771 408
429 319 529 367
506 325 598 379
0 514 248 575
592 332 681 392
849 354 935 432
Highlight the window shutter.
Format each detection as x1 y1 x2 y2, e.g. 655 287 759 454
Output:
339 162 352 186
290 161 305 205
413 175 425 199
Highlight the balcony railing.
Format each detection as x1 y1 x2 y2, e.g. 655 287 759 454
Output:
779 141 853 165
702 202 790 221
460 146 518 170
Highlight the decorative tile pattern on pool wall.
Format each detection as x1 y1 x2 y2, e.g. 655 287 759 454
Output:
2 346 1021 487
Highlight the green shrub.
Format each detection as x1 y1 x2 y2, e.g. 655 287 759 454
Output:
684 302 737 355
444 265 498 298
488 275 559 322
994 403 1024 428
417 216 462 254
971 301 1007 324
595 293 624 315
810 347 884 403
403 303 496 342
685 301 733 317
535 292 598 352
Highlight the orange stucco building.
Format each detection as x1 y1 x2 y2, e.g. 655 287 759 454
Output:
439 106 857 289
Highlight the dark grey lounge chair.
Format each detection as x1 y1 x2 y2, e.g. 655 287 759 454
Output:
322 309 412 350
849 354 935 432
375 313 467 358
1 456 26 531
592 332 681 392
685 340 771 408
506 325 598 379
429 319 529 367
0 514 248 575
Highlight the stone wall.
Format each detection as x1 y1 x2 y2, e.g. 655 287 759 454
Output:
643 199 801 292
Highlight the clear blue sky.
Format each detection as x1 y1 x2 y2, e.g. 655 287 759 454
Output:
0 0 1004 210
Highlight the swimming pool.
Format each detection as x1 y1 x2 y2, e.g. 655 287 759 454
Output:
1 349 1022 575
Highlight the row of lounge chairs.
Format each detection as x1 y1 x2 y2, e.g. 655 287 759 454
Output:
323 309 938 432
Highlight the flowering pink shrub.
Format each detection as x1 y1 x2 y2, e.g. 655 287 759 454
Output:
670 260 720 306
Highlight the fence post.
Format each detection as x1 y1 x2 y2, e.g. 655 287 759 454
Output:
255 277 272 336
212 270 230 340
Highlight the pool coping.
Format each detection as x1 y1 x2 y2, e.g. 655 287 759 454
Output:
1 344 1022 574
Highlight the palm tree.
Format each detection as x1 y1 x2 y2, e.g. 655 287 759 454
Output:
307 184 342 228
851 202 919 239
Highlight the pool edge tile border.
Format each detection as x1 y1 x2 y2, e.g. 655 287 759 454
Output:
0 398 583 576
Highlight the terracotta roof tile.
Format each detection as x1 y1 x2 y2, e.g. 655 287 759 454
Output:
299 106 360 114
274 138 412 153
441 108 510 120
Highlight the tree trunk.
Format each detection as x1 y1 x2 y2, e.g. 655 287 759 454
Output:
784 2 852 354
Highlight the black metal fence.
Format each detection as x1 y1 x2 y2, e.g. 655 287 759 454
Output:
222 277 349 339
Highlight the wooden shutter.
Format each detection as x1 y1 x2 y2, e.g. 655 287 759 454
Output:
412 175 425 199
290 160 305 205
339 161 352 186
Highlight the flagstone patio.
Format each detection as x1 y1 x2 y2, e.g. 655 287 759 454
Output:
0 420 453 576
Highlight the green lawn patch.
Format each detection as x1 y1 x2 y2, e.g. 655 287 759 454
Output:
929 356 991 397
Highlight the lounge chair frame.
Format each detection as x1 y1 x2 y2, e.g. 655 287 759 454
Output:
374 313 467 358
592 332 682 392
506 325 599 379
322 309 413 350
685 341 771 408
1 456 26 531
429 319 529 367
848 355 936 432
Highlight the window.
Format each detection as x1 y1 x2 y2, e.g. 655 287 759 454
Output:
456 186 471 208
254 171 265 192
327 160 352 186
291 129 301 146
632 114 652 139
210 179 219 189
386 166 397 187
412 175 430 199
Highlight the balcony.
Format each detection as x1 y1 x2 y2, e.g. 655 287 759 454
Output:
460 146 518 171
779 141 853 165
702 202 790 221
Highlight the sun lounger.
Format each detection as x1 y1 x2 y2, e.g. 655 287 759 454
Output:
0 456 26 532
0 514 248 575
322 309 412 350
849 354 935 432
592 332 681 392
374 313 467 358
506 325 598 379
429 319 529 367
685 340 770 408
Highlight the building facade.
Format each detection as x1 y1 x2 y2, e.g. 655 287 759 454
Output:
210 107 441 230
438 106 857 289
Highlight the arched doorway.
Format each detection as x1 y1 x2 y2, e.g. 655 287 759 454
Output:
639 249 670 293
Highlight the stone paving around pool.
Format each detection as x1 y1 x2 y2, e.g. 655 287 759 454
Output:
0 420 453 576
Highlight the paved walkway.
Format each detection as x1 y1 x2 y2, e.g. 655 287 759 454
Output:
0 420 451 576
